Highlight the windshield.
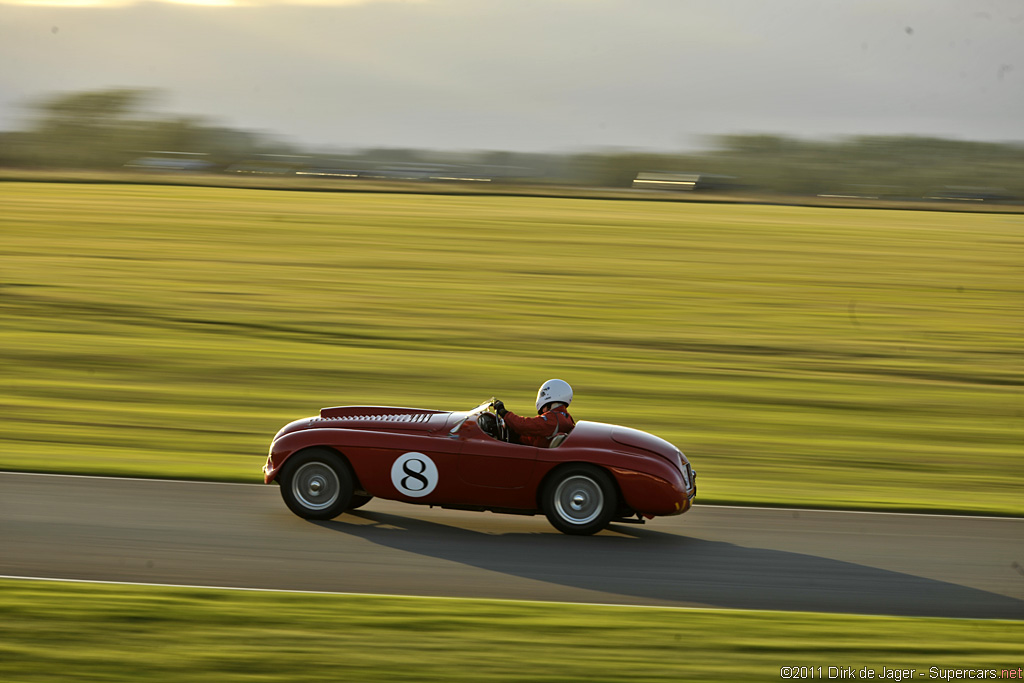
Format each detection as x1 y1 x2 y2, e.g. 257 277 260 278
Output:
448 399 496 437
470 399 496 415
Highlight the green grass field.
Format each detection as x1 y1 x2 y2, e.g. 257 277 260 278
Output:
1 182 1021 513
1 579 1020 683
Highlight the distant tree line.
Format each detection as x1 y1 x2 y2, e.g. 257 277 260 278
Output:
2 88 1023 200
0 89 294 171
567 135 1024 199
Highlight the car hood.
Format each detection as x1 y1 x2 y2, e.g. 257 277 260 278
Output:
319 405 448 428
273 406 452 441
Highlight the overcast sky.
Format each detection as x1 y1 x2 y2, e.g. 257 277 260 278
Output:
0 0 1021 152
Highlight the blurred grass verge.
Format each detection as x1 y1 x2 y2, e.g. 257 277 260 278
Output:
0 579 1020 682
0 182 1020 514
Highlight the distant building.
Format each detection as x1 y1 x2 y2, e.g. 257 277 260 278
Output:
817 185 907 200
632 172 737 191
124 154 213 173
923 186 1017 203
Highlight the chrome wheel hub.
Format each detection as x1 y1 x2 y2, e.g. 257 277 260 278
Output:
293 462 340 510
554 475 603 525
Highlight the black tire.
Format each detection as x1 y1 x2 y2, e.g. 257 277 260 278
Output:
278 448 354 520
347 494 373 510
541 464 618 535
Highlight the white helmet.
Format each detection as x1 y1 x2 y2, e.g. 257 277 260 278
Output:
536 379 573 414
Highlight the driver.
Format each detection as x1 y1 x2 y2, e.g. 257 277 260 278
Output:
493 379 575 447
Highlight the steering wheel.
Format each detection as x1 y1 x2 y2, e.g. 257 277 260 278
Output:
477 411 507 442
494 410 506 440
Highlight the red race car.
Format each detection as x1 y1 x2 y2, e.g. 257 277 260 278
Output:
263 400 696 535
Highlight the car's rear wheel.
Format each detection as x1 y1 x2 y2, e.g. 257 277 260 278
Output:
542 465 618 535
279 448 354 520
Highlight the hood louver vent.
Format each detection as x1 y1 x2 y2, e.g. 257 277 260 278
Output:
316 412 433 424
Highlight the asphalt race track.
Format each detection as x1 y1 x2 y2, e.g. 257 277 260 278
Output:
1 472 1021 620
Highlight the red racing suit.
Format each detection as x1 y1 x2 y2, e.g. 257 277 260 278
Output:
502 405 576 448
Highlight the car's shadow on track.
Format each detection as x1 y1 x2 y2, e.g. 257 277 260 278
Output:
310 511 1024 620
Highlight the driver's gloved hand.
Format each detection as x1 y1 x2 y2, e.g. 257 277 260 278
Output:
492 400 508 417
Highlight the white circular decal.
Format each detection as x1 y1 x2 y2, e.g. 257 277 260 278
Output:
390 452 439 498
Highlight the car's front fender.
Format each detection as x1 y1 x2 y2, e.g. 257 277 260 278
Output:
263 428 382 484
263 427 456 487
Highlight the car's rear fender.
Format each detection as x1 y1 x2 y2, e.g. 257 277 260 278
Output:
534 461 624 513
537 449 690 517
539 446 682 486
609 466 691 516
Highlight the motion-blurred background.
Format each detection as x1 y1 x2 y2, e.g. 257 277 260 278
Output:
2 2 1023 681
1 0 1022 515
2 0 1023 199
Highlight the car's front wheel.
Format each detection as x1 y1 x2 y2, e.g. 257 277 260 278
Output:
541 465 618 535
278 448 354 520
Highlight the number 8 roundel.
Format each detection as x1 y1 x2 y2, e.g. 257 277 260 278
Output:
390 452 439 498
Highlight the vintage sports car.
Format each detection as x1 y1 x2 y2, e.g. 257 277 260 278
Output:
263 400 696 535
